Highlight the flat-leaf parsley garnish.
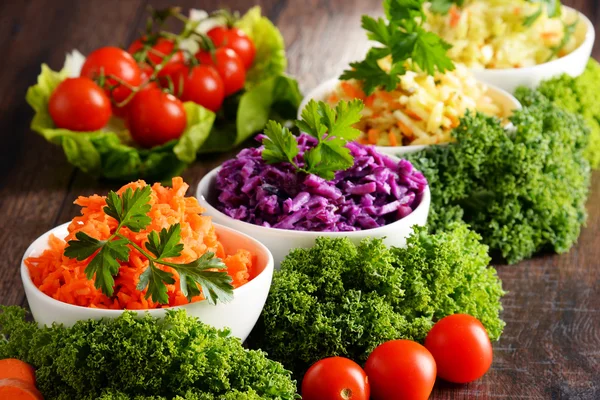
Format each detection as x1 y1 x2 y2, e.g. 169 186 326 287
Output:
341 0 455 95
64 186 234 305
262 99 363 180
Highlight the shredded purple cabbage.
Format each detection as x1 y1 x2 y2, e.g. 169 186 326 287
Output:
215 134 428 231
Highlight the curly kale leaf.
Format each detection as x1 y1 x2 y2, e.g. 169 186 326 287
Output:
408 97 591 264
254 224 505 377
0 307 298 400
515 59 600 169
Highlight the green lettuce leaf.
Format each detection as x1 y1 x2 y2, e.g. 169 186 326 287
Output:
236 6 287 88
199 74 302 153
25 65 215 181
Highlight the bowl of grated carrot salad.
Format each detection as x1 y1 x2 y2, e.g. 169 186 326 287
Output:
21 177 274 341
300 66 520 155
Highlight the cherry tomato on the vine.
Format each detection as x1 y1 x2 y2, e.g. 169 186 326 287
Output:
127 87 187 148
80 46 143 105
172 65 225 112
196 47 245 96
425 314 493 384
301 357 370 400
365 340 437 400
128 37 185 78
206 26 229 47
207 26 256 69
48 77 112 131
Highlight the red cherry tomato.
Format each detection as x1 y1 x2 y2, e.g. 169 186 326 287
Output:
196 47 245 96
172 65 225 112
127 87 187 148
207 26 256 69
301 357 370 400
425 314 493 384
206 26 229 47
127 37 184 77
365 340 437 400
80 46 143 104
48 77 112 131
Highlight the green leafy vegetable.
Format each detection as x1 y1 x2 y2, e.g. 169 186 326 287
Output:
530 0 562 18
198 75 302 154
341 0 455 95
429 0 465 15
262 99 363 180
64 186 233 304
523 6 543 27
515 60 600 169
253 224 505 377
407 97 591 264
0 307 299 400
26 65 215 181
235 6 287 88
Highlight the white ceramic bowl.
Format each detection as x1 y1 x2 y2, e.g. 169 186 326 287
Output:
472 6 595 93
196 166 431 267
298 78 520 156
21 223 274 342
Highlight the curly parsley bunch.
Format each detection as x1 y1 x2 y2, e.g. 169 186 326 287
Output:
0 308 298 400
408 95 591 264
254 224 505 377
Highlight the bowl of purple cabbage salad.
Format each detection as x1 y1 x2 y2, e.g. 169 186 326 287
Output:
196 100 430 266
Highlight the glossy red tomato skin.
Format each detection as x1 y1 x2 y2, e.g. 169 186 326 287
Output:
301 357 370 400
80 46 143 104
365 340 437 400
207 27 256 69
172 65 225 112
48 77 112 131
425 314 493 384
207 26 229 47
196 47 246 96
224 29 256 69
127 37 185 77
127 87 187 148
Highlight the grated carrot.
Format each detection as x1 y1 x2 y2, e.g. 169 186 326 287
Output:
541 32 559 40
397 121 414 138
367 128 379 144
449 5 461 28
25 178 256 310
340 81 366 100
387 131 398 146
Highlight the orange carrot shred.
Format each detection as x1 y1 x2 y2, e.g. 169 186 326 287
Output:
388 131 398 146
367 128 379 144
25 178 256 310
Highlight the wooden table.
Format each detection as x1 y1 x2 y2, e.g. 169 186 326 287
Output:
0 1 598 398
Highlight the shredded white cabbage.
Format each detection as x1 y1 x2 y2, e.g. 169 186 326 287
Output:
327 65 503 147
423 0 581 69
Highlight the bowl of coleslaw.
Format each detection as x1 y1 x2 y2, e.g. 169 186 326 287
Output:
423 2 595 93
299 66 520 155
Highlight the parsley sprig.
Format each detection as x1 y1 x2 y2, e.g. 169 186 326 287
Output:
262 99 363 180
341 0 455 95
64 186 234 305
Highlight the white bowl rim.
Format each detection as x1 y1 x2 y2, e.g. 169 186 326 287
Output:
196 164 431 238
20 222 274 315
466 5 594 74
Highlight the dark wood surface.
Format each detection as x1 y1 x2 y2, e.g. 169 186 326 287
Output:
0 0 599 398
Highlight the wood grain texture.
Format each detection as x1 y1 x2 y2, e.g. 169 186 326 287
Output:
0 0 599 398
